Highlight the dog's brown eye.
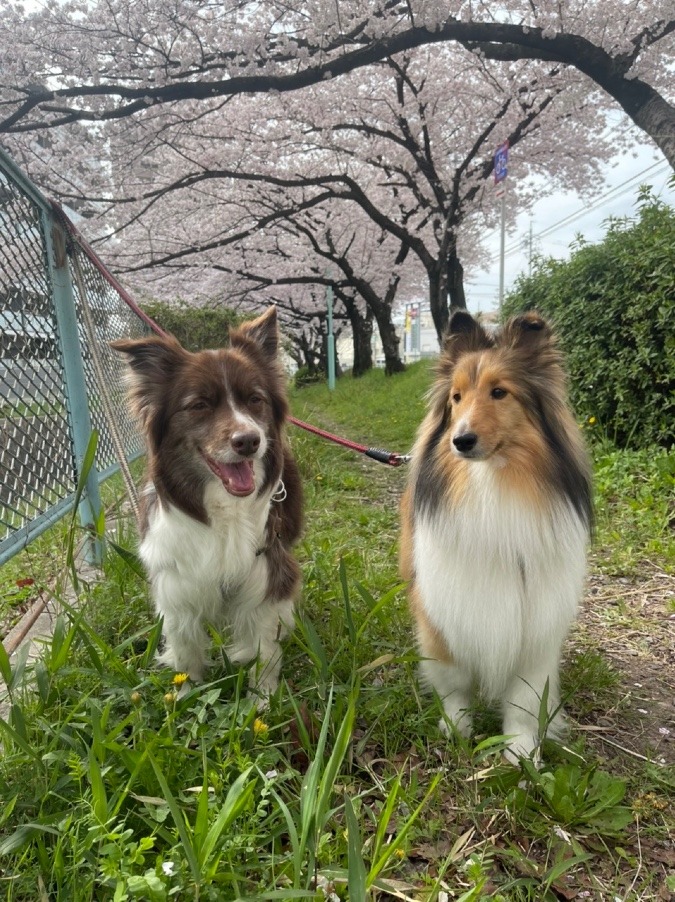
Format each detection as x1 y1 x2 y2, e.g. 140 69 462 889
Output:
188 399 211 411
491 387 507 400
452 392 461 403
249 393 264 407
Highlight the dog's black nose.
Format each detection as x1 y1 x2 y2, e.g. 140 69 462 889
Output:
453 432 478 453
231 431 260 456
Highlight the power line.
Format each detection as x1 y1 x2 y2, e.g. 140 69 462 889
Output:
501 160 670 259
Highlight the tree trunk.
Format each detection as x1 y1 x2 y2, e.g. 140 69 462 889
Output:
428 270 448 345
447 251 467 311
347 305 374 377
373 310 405 375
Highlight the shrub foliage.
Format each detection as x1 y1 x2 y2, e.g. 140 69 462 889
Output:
502 189 675 449
140 300 242 352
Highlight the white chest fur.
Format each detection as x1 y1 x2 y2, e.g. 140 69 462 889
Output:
140 471 274 624
413 464 587 698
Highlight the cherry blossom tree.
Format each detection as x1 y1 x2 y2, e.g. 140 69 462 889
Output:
1 0 669 360
259 45 616 339
63 40 614 344
1 1 672 167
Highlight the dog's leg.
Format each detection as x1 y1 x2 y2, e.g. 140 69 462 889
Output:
227 598 295 704
421 658 474 740
501 649 565 765
157 614 210 685
152 571 212 683
413 592 473 739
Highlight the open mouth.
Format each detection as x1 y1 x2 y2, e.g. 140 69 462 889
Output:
203 454 255 497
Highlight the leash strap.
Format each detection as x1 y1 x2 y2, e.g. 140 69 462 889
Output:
288 416 409 467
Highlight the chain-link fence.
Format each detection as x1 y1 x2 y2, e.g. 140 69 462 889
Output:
0 146 149 566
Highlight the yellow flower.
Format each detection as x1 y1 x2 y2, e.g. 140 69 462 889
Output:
588 416 596 425
253 718 269 737
172 672 189 687
394 848 405 860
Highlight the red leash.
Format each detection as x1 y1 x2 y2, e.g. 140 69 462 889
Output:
288 415 409 467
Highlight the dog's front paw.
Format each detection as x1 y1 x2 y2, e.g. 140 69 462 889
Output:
502 733 541 767
438 709 473 740
226 643 257 667
157 647 205 685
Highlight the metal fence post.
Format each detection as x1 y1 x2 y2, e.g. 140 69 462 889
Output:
42 211 104 565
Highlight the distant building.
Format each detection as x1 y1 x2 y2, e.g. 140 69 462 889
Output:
369 301 439 367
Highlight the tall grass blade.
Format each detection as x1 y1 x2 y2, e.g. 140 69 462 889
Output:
7 641 30 693
313 688 357 834
0 714 41 760
0 638 13 686
66 429 99 584
108 540 146 578
147 749 201 883
268 788 302 888
355 582 405 642
370 770 402 864
200 766 255 867
367 773 441 886
344 792 367 900
87 746 108 824
294 611 329 683
339 558 356 643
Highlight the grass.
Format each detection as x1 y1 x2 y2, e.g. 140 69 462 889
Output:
0 362 673 900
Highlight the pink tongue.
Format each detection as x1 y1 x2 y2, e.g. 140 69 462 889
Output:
213 460 255 495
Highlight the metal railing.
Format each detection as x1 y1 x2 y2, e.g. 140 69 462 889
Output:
0 145 148 566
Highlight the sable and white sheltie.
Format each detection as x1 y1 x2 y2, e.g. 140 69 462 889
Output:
112 306 302 699
400 310 592 762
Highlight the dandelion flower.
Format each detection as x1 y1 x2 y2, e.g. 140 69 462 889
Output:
253 718 269 737
164 691 177 705
172 672 189 687
130 691 142 706
588 416 596 425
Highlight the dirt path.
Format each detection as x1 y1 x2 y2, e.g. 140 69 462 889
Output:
573 560 675 767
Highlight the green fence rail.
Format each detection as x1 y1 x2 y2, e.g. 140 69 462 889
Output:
0 145 147 566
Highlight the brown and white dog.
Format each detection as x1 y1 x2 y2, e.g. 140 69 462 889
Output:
400 310 592 762
112 307 302 700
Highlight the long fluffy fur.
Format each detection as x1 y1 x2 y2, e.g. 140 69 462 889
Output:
400 310 592 762
111 306 302 699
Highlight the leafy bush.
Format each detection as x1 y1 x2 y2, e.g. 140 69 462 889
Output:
140 300 242 352
502 189 675 449
293 365 324 389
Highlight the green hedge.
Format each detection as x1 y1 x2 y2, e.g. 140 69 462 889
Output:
502 190 675 449
140 300 242 352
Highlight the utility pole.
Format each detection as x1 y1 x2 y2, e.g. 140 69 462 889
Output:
326 282 335 391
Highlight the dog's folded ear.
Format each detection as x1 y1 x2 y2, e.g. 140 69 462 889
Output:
502 312 552 349
110 335 186 428
110 335 185 379
231 306 279 359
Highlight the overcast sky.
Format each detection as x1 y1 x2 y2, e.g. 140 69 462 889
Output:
465 137 674 316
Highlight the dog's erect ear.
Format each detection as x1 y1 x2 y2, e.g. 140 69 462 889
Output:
449 310 480 337
232 306 279 358
442 310 492 361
